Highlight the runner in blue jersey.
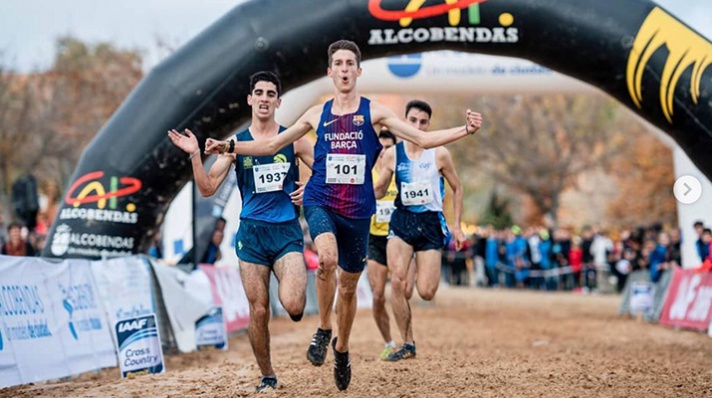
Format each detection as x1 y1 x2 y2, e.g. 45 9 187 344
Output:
374 100 467 362
204 40 483 391
168 71 314 392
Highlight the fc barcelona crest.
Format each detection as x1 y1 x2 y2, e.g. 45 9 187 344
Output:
353 115 364 126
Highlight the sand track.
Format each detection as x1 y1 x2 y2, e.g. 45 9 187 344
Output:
4 287 712 397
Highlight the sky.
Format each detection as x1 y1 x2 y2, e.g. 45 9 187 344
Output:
0 0 709 73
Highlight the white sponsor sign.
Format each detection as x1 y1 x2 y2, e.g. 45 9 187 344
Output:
630 282 654 316
91 256 155 346
149 260 213 352
0 256 116 388
115 314 164 377
195 307 227 350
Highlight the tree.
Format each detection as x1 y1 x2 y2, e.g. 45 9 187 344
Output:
0 38 143 223
444 94 624 228
606 129 676 227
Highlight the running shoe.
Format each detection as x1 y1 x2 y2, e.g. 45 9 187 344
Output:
379 345 394 360
307 328 331 366
384 342 416 362
332 337 351 391
256 375 278 392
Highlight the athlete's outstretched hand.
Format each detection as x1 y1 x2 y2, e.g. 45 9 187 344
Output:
205 138 228 154
466 109 482 135
452 227 466 251
168 129 199 154
290 181 306 206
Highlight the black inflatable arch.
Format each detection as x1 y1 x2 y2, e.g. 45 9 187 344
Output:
44 0 712 258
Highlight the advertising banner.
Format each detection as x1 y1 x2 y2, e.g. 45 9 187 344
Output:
199 265 250 333
0 256 116 388
195 307 227 350
149 260 213 353
630 282 654 317
90 256 155 345
659 268 712 331
115 314 164 378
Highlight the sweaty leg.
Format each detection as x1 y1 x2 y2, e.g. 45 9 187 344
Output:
333 269 361 352
239 261 273 377
387 237 415 344
367 259 391 343
415 250 443 301
405 257 417 301
314 233 338 330
273 252 307 322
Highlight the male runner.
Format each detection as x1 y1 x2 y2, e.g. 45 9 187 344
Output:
168 71 314 392
367 129 416 359
205 40 482 391
374 99 466 362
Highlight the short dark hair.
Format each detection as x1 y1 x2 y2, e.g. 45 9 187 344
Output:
405 100 432 119
694 220 705 228
703 228 712 235
7 222 22 231
378 129 396 143
328 40 361 67
249 71 282 97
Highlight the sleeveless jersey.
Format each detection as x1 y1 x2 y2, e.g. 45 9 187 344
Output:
303 97 382 219
394 142 444 213
370 168 398 236
234 127 299 222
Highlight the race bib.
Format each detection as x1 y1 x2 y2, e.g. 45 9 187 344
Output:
253 162 291 193
401 181 433 206
326 154 365 185
375 201 396 223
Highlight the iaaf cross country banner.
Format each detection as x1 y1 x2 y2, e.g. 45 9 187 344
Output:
195 307 228 350
0 256 116 388
115 314 164 378
90 256 156 345
199 265 250 333
659 268 712 331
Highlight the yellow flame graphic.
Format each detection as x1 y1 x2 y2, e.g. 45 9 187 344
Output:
399 0 461 27
627 7 712 123
73 182 106 209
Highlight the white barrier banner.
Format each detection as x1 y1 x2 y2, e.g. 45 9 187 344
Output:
90 256 155 345
149 260 213 352
199 265 250 333
116 314 164 377
196 307 227 350
0 255 116 388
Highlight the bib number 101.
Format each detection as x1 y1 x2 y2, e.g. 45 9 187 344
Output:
326 154 365 185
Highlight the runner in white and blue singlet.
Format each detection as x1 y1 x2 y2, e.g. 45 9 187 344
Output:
374 100 466 363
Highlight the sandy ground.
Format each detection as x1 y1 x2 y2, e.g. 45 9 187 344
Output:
3 286 712 398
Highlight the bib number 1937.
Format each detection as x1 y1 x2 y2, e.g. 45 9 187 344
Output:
253 162 291 193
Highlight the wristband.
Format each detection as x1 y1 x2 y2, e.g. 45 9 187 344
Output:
228 139 235 153
189 150 200 160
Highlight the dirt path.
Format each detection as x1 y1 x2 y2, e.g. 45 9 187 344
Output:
4 287 712 398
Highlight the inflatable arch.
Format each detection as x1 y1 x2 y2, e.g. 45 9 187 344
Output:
44 0 712 261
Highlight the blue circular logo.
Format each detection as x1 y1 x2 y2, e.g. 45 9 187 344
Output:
387 54 422 78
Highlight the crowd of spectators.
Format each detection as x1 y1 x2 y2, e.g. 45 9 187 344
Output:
441 222 711 293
